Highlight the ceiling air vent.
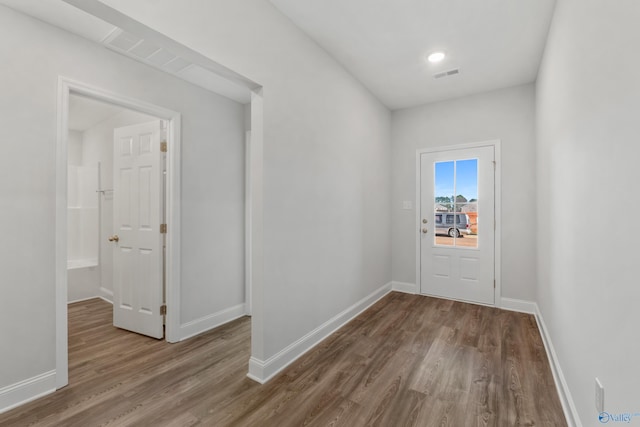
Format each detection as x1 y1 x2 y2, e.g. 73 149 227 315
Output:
433 68 460 79
103 28 142 52
103 28 191 72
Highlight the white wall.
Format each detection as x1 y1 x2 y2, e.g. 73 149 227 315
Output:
67 130 83 166
80 109 158 301
536 0 640 425
392 84 537 301
98 0 392 362
0 5 244 392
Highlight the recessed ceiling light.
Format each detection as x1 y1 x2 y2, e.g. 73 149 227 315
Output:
427 52 446 63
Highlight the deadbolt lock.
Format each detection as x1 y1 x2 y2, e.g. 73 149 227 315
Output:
422 219 428 223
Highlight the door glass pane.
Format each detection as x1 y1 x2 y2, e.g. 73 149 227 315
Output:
434 159 478 248
434 161 454 246
455 159 478 248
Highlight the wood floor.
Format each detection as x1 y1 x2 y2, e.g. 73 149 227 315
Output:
0 293 567 426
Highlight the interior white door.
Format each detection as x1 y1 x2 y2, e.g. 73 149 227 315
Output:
419 145 495 305
112 120 164 338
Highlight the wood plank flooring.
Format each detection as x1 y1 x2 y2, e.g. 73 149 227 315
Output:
0 293 567 426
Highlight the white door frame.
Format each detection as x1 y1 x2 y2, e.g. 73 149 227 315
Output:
55 77 182 388
244 130 252 316
415 140 502 306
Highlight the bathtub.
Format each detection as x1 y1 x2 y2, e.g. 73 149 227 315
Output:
67 258 98 270
67 260 100 303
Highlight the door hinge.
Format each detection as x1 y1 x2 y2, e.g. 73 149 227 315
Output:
494 280 496 289
160 304 167 315
160 223 167 234
160 141 168 153
492 160 496 170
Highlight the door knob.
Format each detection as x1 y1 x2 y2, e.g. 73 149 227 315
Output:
422 228 428 234
108 235 120 242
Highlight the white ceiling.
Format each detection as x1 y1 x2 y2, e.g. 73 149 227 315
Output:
1 0 556 110
68 95 126 131
270 0 557 110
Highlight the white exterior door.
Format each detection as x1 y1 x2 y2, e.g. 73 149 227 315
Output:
419 145 495 305
111 121 164 338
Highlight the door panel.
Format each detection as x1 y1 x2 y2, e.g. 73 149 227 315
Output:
112 121 164 339
419 146 495 304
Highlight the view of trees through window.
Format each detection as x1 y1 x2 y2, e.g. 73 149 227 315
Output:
434 195 477 212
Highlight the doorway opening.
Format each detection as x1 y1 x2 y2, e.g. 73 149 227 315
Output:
56 78 183 388
67 93 167 339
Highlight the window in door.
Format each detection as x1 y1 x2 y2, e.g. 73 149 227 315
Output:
434 159 478 248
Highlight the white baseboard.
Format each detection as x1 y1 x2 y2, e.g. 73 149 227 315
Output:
67 296 96 304
248 282 393 384
246 358 268 384
534 304 581 427
392 281 417 294
179 303 246 341
99 296 113 305
0 370 56 414
499 297 537 314
99 287 113 304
